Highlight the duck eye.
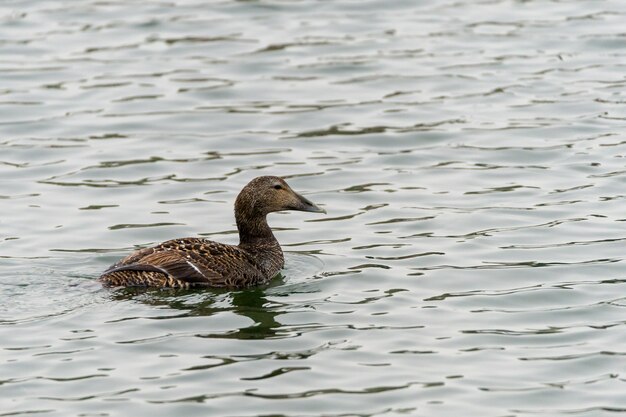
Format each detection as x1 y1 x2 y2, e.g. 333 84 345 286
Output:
273 184 283 190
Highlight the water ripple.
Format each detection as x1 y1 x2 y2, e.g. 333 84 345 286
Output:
1 0 626 416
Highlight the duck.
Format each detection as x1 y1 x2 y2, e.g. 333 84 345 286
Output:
99 176 325 288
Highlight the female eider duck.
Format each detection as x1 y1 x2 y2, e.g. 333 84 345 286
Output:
99 176 325 288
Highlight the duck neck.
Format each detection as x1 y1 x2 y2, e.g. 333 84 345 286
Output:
236 211 278 247
236 211 284 278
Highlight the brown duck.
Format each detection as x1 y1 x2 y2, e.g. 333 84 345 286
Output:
99 176 325 288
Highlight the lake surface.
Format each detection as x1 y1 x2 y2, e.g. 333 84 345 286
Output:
1 0 625 416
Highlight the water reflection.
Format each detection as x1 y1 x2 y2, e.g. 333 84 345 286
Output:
108 276 292 340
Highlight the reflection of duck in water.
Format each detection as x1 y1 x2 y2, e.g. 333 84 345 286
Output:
100 176 325 289
111 286 288 341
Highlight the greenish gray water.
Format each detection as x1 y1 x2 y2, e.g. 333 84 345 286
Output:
1 0 625 416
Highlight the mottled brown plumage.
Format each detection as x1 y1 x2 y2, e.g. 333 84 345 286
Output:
100 176 325 289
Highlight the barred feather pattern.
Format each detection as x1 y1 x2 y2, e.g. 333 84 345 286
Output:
99 237 284 289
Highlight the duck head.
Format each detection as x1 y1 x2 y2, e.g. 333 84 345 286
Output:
235 176 325 216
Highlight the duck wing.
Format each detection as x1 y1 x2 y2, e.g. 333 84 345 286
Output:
102 238 264 287
103 250 219 285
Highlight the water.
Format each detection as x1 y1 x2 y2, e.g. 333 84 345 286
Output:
1 0 625 415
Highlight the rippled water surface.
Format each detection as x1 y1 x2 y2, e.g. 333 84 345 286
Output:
1 0 626 416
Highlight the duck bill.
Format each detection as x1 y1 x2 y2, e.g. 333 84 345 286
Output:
293 192 326 214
